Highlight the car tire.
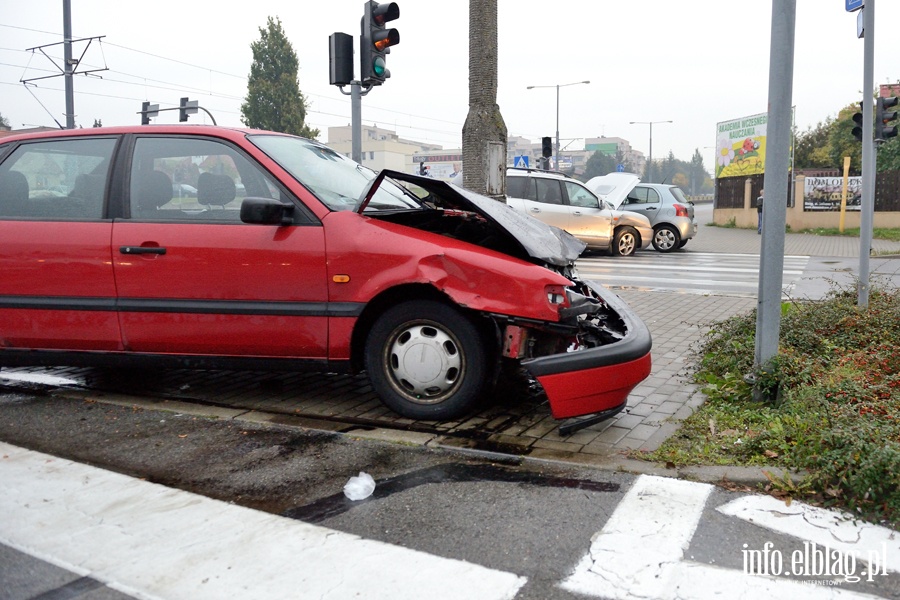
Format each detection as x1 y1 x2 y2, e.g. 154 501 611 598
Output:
652 225 681 252
679 239 689 248
365 300 488 420
612 226 639 256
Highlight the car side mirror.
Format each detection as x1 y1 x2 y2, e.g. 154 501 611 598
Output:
240 197 294 226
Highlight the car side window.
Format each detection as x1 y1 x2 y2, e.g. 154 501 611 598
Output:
129 137 284 222
534 178 562 205
627 187 660 205
507 176 526 199
0 138 115 220
564 181 599 209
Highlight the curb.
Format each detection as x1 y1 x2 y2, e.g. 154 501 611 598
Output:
53 387 790 489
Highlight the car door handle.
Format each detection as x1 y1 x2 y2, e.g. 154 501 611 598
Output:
119 246 167 255
572 211 582 216
529 207 541 213
645 207 658 211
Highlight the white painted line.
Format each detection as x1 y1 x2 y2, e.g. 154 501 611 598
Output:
0 371 79 386
0 442 526 600
717 495 900 573
560 475 880 599
561 474 714 599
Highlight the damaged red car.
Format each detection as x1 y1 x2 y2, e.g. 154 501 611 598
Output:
0 126 651 432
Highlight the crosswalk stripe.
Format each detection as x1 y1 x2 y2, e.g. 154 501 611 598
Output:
575 253 810 296
0 442 527 600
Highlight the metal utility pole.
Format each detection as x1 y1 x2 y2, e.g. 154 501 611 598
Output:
754 0 796 386
21 0 106 129
63 0 74 129
858 0 876 308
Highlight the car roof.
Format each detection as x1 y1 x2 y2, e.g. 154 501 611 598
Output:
0 125 294 145
506 167 572 181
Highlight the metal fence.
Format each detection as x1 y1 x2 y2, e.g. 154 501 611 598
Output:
715 170 900 211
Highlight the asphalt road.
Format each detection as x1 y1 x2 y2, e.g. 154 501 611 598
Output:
2 390 899 600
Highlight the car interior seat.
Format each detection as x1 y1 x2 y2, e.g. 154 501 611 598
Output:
68 174 106 218
197 172 236 210
0 170 29 217
132 170 173 218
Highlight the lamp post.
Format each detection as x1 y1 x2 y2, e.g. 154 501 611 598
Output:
630 120 672 183
527 80 590 169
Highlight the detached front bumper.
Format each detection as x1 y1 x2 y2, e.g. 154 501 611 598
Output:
520 282 652 422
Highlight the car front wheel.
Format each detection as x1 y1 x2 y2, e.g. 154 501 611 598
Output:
612 226 639 256
365 300 488 420
652 224 681 252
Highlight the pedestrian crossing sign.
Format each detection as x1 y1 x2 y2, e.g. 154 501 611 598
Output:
514 155 529 168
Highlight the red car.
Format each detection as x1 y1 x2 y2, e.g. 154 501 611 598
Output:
0 126 651 433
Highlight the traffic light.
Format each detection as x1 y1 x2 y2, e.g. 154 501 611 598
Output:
541 136 553 158
178 97 198 122
876 96 899 142
140 101 159 125
852 106 864 142
360 1 399 85
329 32 354 86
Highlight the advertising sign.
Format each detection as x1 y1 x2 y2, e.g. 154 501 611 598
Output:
412 153 463 181
803 176 862 211
714 112 768 179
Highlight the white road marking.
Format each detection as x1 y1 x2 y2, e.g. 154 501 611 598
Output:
718 495 900 573
0 371 79 386
0 441 526 600
560 474 880 599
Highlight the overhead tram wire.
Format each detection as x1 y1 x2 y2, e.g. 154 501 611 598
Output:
3 29 471 144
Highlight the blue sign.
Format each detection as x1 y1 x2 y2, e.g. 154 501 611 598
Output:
616 163 625 172
513 155 529 168
846 0 863 12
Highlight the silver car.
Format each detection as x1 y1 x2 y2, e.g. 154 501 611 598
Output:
505 169 653 256
586 173 698 252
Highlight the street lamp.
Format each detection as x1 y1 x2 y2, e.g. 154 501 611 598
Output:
630 120 672 183
527 80 590 169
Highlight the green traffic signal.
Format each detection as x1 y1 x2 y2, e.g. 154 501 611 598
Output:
373 56 386 77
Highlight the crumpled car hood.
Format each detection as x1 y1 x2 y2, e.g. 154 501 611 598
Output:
367 170 586 267
584 172 640 210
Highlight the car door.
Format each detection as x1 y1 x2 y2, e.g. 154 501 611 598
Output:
562 180 612 248
0 136 121 351
111 135 329 359
506 175 569 231
623 185 662 226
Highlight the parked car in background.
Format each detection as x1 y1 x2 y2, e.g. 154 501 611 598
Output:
585 172 697 252
0 126 651 431
505 168 653 256
172 183 197 198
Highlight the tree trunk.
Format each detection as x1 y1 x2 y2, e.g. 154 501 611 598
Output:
462 0 507 201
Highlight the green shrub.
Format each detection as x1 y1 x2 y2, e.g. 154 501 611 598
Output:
647 285 900 526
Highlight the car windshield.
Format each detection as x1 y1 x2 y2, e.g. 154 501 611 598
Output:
248 134 422 212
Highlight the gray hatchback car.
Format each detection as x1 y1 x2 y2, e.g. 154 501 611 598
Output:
586 173 697 252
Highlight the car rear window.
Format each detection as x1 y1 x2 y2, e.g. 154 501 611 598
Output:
670 187 690 204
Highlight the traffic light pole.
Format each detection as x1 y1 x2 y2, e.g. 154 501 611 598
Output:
753 0 795 398
858 0 876 308
338 82 373 164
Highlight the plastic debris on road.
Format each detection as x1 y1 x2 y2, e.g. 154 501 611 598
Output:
343 471 376 501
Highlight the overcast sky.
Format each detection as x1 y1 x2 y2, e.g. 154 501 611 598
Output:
1 1 898 172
